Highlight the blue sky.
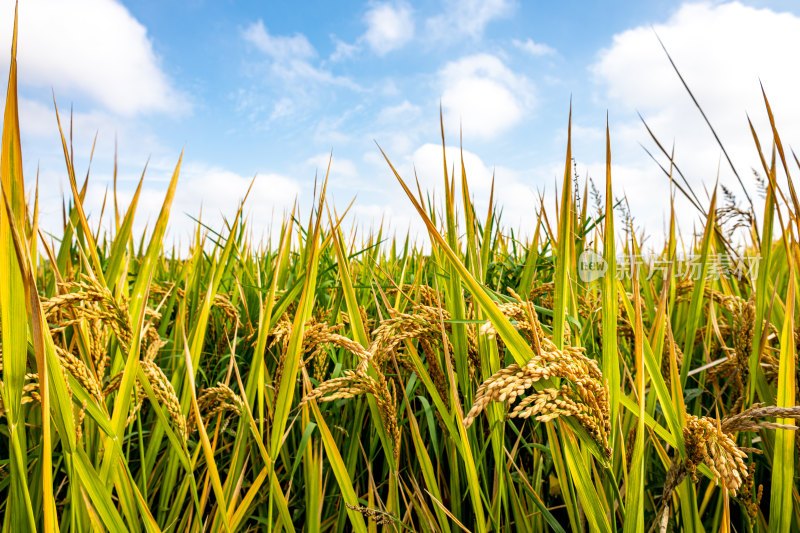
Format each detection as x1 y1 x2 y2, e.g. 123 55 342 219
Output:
3 0 800 249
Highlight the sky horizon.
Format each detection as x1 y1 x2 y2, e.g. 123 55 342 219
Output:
2 0 800 251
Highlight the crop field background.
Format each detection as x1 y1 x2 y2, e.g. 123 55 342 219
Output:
2 5 800 533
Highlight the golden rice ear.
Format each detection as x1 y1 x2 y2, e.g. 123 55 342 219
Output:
140 360 187 440
683 415 749 496
462 336 611 457
721 404 800 433
54 346 103 401
188 382 244 435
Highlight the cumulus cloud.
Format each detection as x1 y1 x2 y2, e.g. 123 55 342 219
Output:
67 162 303 249
439 54 534 140
11 96 170 185
363 143 539 242
410 143 497 192
362 1 414 55
513 38 556 57
18 98 120 141
591 1 800 237
426 0 514 40
327 2 416 65
0 0 186 116
174 165 300 235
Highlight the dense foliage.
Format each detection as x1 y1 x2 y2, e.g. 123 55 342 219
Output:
1 10 799 532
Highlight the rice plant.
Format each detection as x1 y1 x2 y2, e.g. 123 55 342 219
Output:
1 8 799 532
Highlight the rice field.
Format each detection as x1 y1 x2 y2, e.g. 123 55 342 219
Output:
1 10 799 533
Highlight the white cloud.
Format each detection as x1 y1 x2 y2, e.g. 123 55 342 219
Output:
595 2 800 117
380 78 401 97
312 105 365 146
329 37 360 62
70 162 302 248
18 98 119 140
242 20 359 90
313 123 353 146
410 143 497 192
307 153 358 179
377 100 421 123
10 96 172 183
362 1 414 55
243 20 315 61
372 102 429 157
0 0 186 116
176 165 300 233
592 1 800 237
439 54 534 139
426 0 514 40
364 143 539 242
513 38 556 56
269 97 295 120
373 131 418 156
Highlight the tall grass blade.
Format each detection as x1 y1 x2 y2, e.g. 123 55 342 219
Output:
769 259 796 532
0 5 36 529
